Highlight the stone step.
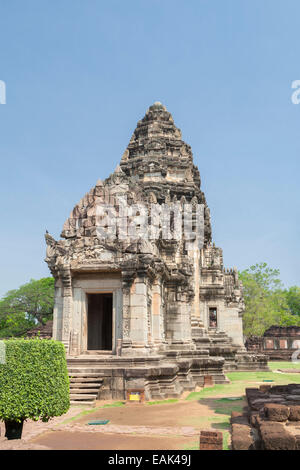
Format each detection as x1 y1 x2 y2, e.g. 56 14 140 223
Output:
210 338 233 343
70 388 100 394
70 401 96 406
70 394 97 400
70 382 101 388
68 364 103 402
69 378 103 384
211 335 232 339
68 372 106 377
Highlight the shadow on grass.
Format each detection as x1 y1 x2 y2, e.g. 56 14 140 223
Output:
194 397 245 419
211 421 230 430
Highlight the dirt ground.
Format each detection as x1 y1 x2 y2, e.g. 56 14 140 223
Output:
31 431 196 450
74 399 226 427
0 396 243 450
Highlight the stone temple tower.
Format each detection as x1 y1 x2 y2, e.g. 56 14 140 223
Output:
45 102 267 403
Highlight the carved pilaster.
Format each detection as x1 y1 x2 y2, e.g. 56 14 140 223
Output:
60 265 72 353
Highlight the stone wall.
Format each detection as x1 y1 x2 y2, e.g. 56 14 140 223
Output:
24 321 53 339
246 326 300 360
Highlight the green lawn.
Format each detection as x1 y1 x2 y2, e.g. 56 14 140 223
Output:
186 361 300 401
269 361 300 370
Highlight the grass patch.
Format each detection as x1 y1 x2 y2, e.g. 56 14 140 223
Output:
216 397 243 402
197 415 229 423
214 406 243 416
226 370 300 384
186 384 236 400
60 407 98 425
213 421 230 430
61 401 125 424
269 361 300 370
223 431 230 450
147 398 179 405
101 401 125 408
187 366 300 401
181 441 199 450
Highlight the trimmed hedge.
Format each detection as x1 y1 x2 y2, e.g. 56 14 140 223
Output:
0 339 70 422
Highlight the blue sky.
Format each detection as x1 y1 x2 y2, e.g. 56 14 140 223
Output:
0 0 299 297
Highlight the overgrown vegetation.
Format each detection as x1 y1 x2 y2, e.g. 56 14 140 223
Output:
239 263 300 336
0 278 55 338
0 339 69 422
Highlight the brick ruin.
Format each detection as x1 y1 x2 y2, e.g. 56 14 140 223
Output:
25 321 53 340
199 430 223 450
231 384 300 450
246 326 300 361
45 102 267 403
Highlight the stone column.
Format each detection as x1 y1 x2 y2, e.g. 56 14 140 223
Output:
61 266 73 354
165 284 195 350
190 247 204 326
121 273 150 356
151 279 165 348
120 274 132 353
70 287 85 355
52 282 63 341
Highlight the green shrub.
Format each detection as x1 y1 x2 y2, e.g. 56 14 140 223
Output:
0 339 70 422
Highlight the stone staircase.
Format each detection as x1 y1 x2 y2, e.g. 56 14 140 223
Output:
207 328 239 370
192 326 240 371
68 368 104 405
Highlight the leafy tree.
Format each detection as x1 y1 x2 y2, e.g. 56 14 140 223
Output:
284 286 300 317
239 263 300 337
0 278 55 338
0 311 35 339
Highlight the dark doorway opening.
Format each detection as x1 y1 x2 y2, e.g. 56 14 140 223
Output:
209 307 217 328
87 293 113 350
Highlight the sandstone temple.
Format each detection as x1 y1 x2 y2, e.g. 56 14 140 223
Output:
45 102 267 403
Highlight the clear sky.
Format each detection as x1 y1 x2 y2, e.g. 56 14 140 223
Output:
0 0 299 297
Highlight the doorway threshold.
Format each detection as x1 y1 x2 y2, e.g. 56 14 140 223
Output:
85 350 113 355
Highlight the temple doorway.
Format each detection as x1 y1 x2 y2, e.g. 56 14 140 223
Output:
87 293 113 350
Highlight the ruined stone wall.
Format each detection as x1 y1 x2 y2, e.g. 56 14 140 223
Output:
245 326 300 360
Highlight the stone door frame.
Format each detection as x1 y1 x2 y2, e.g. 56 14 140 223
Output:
82 286 120 354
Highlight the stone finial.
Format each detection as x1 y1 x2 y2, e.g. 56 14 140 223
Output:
150 101 166 111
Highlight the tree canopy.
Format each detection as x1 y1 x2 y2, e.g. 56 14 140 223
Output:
284 285 300 317
0 278 55 338
239 263 300 337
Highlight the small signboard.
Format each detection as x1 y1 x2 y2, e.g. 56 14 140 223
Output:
126 389 145 403
129 392 141 401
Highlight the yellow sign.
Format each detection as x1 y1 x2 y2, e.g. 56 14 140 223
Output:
129 393 140 401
